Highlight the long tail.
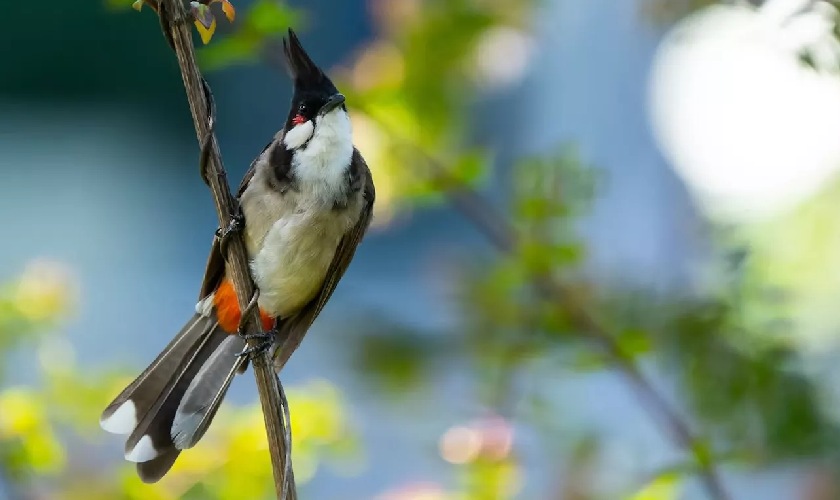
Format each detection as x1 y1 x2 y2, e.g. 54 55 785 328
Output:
100 314 246 483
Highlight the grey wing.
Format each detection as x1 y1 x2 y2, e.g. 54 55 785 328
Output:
272 149 376 371
198 136 281 300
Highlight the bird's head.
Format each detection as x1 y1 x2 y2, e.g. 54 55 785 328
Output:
281 29 350 151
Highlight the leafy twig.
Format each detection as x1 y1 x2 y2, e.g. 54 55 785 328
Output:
155 1 296 497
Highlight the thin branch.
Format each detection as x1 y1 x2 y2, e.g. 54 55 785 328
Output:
426 154 730 500
155 1 296 498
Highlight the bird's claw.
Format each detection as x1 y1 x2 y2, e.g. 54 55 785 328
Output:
215 212 244 240
215 211 244 253
236 329 276 359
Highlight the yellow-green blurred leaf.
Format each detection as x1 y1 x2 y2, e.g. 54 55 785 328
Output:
199 36 260 71
0 388 43 437
195 17 217 44
0 388 65 474
627 472 683 500
22 430 65 473
450 150 490 186
618 328 653 358
515 196 568 221
248 0 300 36
13 260 76 323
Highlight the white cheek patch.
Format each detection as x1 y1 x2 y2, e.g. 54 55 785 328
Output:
289 109 354 204
283 120 315 150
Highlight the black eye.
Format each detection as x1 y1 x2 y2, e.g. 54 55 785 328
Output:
298 102 307 113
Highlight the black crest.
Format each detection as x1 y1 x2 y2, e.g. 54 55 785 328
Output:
283 29 337 93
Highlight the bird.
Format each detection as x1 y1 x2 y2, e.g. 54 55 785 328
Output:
99 28 375 483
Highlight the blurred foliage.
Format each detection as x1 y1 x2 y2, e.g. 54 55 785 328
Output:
0 263 359 499
3 0 840 499
352 322 445 396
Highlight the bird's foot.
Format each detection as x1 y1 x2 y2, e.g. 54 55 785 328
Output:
215 210 244 252
215 212 244 240
236 329 277 359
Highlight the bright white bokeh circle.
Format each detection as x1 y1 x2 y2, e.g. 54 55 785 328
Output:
648 2 840 220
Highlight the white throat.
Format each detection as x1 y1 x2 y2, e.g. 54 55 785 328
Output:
288 109 354 203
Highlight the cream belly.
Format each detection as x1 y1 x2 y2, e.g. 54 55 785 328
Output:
248 210 345 318
238 169 363 319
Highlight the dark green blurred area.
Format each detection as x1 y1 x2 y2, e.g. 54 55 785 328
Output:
0 3 180 105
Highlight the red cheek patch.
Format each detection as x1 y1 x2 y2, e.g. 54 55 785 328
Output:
292 114 306 126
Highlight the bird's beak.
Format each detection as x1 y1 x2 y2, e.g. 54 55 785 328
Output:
318 93 346 116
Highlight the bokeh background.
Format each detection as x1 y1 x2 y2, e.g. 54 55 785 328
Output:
3 0 840 499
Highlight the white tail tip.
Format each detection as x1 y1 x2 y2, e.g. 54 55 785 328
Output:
125 435 159 463
100 400 138 435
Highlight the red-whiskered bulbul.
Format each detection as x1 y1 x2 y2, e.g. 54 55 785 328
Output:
99 29 375 483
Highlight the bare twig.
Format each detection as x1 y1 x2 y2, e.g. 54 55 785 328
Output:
425 154 730 500
155 1 296 497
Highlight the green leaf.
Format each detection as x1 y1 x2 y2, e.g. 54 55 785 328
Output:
551 243 584 265
451 149 489 186
519 239 555 275
691 438 713 468
617 328 652 359
516 196 568 221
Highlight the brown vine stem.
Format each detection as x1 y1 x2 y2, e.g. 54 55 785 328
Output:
154 1 296 498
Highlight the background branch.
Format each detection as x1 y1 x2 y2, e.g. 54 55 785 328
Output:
425 154 731 500
156 1 296 498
